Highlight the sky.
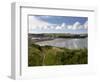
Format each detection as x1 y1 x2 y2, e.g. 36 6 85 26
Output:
28 15 88 34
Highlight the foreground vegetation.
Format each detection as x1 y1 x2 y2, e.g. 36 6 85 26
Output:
28 43 88 66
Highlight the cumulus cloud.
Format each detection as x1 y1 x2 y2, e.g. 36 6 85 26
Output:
55 25 62 30
29 16 51 32
72 21 88 30
67 25 73 29
84 21 88 29
74 22 80 29
73 22 81 30
29 16 88 33
61 23 66 27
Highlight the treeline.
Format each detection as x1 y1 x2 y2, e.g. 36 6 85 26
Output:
28 43 88 66
28 33 88 39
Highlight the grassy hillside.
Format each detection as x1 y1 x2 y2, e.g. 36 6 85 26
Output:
28 43 88 66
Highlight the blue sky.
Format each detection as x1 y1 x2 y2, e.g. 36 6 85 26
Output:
29 15 88 34
36 15 87 25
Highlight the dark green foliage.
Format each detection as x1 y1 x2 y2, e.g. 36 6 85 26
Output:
43 45 52 49
28 43 88 66
28 44 43 66
29 33 88 39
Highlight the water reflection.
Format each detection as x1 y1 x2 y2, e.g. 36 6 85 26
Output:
35 38 87 49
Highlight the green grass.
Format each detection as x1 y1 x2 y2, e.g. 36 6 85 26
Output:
28 43 88 66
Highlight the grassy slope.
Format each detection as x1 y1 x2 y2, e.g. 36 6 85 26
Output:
28 44 88 66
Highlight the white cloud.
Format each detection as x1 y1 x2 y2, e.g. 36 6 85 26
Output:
61 23 66 27
67 25 73 29
72 21 87 30
55 25 62 30
73 22 81 30
84 21 88 29
50 26 55 29
43 26 48 29
29 16 51 32
29 16 87 33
